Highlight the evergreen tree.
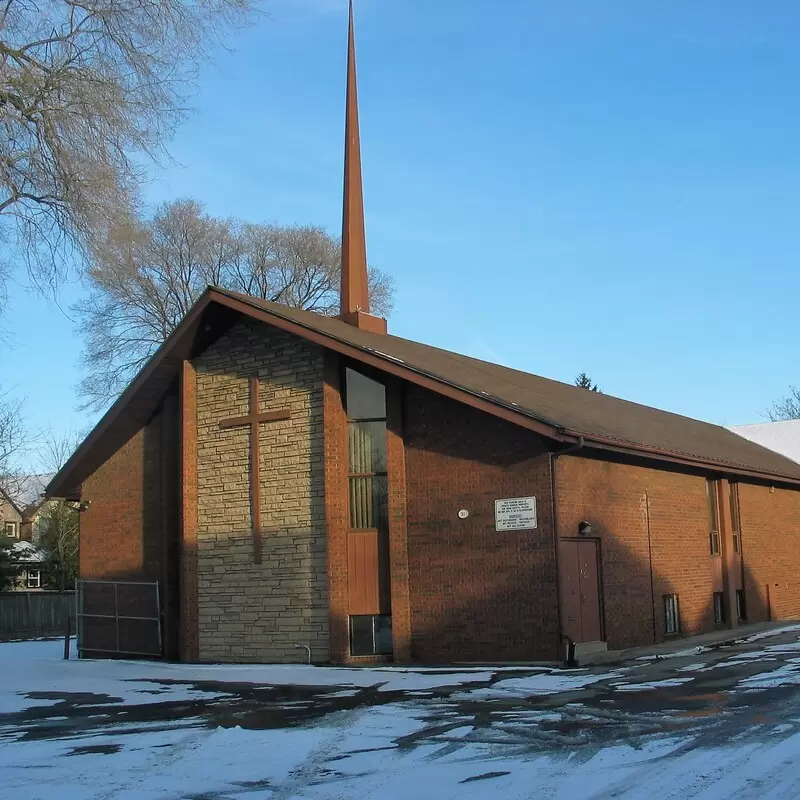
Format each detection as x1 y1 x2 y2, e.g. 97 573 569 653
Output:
575 373 601 393
0 534 16 591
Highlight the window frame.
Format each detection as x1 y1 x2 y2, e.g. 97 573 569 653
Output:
736 589 747 622
26 570 41 589
713 592 725 625
729 483 741 555
4 521 18 538
345 368 389 532
349 614 393 656
707 480 721 556
664 594 680 635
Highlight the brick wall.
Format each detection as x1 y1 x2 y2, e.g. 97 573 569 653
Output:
404 387 559 663
738 483 800 622
194 319 329 663
80 412 166 583
556 456 721 649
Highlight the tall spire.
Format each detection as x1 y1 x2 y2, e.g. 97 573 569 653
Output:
340 0 387 334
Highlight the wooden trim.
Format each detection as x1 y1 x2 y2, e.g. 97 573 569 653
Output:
716 479 739 628
386 379 412 662
180 360 199 662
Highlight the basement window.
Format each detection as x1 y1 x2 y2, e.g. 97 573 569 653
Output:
350 615 393 657
664 594 680 635
736 590 747 622
713 592 725 625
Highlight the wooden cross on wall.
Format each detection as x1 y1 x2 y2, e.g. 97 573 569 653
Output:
218 376 291 564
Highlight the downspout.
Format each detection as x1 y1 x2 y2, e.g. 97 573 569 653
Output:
550 435 585 665
645 490 657 644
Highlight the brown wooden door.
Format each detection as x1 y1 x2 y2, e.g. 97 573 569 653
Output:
559 539 603 643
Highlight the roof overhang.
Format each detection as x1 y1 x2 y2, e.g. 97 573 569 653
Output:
47 288 800 498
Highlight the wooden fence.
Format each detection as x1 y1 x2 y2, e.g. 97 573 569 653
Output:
0 591 76 641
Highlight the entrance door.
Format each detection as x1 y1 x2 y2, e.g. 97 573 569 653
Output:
559 539 603 643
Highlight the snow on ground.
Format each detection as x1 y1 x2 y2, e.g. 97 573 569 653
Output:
5 629 800 798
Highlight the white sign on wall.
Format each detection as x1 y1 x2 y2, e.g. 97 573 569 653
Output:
494 497 537 531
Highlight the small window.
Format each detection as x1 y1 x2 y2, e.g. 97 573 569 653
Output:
4 521 17 538
729 483 741 554
345 369 386 421
664 594 680 635
26 570 41 589
713 592 725 625
349 615 393 656
736 589 747 622
707 481 721 555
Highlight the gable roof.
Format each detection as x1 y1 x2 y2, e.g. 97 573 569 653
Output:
0 486 23 517
46 286 800 499
13 474 53 517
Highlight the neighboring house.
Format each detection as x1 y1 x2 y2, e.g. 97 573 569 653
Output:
729 421 800 466
13 474 54 543
0 488 23 541
8 541 48 590
1 476 55 591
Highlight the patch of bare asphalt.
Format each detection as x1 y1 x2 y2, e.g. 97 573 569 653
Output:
2 629 800 762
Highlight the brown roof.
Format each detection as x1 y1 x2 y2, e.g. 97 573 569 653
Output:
46 286 800 498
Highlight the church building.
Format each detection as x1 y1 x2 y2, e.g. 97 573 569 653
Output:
47 4 800 665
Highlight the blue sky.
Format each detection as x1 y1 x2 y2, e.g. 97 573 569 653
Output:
5 0 800 452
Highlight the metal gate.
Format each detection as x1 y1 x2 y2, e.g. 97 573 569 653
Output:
77 580 162 658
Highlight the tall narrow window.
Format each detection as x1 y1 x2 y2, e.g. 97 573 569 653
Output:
346 369 388 531
729 483 741 555
707 480 721 556
4 521 17 538
345 368 392 657
664 594 680 635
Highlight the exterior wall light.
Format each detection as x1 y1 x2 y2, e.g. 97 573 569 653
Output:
578 520 592 536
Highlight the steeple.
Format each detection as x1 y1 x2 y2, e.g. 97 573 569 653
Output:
340 0 387 335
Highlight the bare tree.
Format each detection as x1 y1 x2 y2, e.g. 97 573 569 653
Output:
38 501 79 589
36 425 85 475
75 199 396 410
0 0 254 299
767 387 800 422
0 391 26 497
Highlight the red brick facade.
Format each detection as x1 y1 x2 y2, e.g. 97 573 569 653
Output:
80 419 162 583
556 455 800 651
403 386 559 663
556 456 717 649
738 484 800 622
77 319 800 665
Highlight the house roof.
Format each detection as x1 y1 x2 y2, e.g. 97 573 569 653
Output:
729 420 800 466
13 474 53 517
46 287 800 499
11 540 48 564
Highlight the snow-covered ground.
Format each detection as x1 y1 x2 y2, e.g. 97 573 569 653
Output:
4 629 800 799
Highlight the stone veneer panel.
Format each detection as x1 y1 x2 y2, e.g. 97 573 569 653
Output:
194 319 328 662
